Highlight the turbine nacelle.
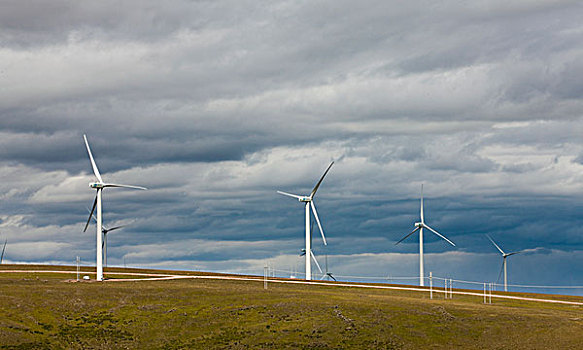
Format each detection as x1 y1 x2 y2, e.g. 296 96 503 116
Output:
414 222 424 228
298 196 312 202
90 183 105 189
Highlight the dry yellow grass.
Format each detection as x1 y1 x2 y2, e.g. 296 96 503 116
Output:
0 264 581 349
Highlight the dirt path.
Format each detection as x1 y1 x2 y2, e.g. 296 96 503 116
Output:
1 269 582 306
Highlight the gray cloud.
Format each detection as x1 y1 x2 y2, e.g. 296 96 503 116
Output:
1 0 583 289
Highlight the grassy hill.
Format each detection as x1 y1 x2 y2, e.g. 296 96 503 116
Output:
0 265 582 349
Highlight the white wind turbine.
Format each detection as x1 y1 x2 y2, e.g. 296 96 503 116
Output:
486 234 521 292
322 253 336 281
86 208 127 267
82 135 146 281
395 184 455 286
278 161 334 280
0 235 6 264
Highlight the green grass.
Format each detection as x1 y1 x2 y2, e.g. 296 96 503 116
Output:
0 265 582 349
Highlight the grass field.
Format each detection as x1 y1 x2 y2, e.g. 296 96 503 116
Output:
0 265 582 349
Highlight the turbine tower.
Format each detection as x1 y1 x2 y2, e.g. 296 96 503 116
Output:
278 161 333 280
83 135 146 281
487 234 521 292
395 184 455 286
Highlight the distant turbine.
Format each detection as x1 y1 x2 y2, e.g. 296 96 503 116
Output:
487 234 521 292
278 161 334 280
82 135 146 281
86 208 126 267
322 254 336 281
395 184 455 286
301 248 336 281
0 237 6 264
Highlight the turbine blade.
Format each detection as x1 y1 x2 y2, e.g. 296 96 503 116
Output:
328 273 337 281
486 234 505 255
103 183 147 190
424 224 456 246
83 195 98 232
310 161 334 198
395 226 421 245
86 206 99 224
106 225 125 232
83 135 103 183
310 201 327 245
506 251 521 257
420 184 424 222
276 191 303 199
310 251 323 274
1 238 6 264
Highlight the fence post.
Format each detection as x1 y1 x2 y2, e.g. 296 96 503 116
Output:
76 256 80 281
264 265 268 290
444 278 447 299
429 272 433 299
483 283 486 304
449 279 453 299
489 283 492 304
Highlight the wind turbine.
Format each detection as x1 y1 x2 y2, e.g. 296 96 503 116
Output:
395 184 455 286
86 208 126 267
486 234 521 292
278 161 334 280
0 237 6 264
82 135 146 281
322 254 336 281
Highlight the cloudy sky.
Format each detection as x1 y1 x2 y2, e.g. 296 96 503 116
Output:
1 0 583 290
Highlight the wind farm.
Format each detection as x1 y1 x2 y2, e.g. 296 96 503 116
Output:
1 144 582 349
2 0 583 348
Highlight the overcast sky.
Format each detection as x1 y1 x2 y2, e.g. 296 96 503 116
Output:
1 0 582 291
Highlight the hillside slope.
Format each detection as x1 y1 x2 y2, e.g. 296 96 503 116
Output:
0 265 581 349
